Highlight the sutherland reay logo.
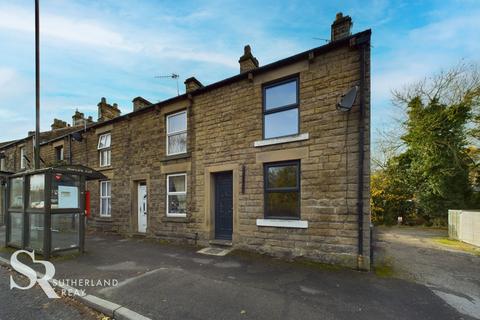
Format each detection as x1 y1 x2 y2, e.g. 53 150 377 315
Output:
9 250 59 299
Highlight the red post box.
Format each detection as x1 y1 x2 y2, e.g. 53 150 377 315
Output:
85 190 91 218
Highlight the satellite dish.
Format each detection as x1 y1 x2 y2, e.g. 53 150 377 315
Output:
337 86 358 112
71 131 83 142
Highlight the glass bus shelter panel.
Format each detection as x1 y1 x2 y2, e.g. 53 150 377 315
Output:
51 174 80 209
27 213 44 251
8 212 23 246
29 174 45 209
9 177 23 209
51 213 80 251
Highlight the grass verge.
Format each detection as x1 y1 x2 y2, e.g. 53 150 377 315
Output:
432 237 480 256
373 255 395 278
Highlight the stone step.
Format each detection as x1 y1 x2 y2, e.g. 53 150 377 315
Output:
209 239 233 247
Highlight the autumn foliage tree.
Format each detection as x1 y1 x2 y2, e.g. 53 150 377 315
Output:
372 62 480 226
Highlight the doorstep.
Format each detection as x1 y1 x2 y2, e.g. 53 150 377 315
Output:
130 232 147 238
208 239 233 247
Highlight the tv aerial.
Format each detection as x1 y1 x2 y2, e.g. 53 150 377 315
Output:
312 37 330 43
154 73 180 96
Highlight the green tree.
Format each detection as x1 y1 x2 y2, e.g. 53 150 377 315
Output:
373 62 480 226
371 153 415 225
401 97 473 225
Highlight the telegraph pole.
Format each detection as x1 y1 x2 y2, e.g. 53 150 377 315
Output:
34 0 40 169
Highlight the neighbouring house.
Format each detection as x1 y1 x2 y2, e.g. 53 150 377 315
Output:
0 13 371 269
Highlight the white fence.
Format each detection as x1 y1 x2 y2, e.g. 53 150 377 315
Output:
448 210 480 247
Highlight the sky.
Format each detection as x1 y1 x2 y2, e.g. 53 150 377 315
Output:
0 0 479 148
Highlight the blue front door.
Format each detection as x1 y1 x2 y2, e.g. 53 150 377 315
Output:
214 172 233 240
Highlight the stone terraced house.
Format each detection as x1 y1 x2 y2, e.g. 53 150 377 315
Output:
0 14 371 269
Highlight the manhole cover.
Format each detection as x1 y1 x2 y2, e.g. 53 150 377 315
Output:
197 247 232 256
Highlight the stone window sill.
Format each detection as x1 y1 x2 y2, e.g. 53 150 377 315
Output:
256 219 308 229
96 217 113 222
163 216 188 223
253 133 309 147
161 152 191 162
96 166 113 172
166 213 187 218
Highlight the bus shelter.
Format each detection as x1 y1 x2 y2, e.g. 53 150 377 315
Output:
5 165 106 259
0 170 13 226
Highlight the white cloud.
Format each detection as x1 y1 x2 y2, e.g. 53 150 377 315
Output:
372 9 480 123
408 12 480 53
0 67 31 99
0 3 239 69
0 4 137 52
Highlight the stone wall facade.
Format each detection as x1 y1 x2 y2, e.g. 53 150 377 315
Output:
191 42 371 268
0 29 371 269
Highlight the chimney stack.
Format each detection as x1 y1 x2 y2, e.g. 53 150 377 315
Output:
72 110 85 126
331 12 352 41
132 96 152 112
239 45 259 73
72 110 93 127
51 118 68 130
97 97 121 122
184 77 203 93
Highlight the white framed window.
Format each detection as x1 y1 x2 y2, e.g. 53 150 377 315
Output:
20 147 26 169
97 133 111 167
166 110 187 156
0 157 5 171
166 173 187 217
55 145 64 161
100 180 111 217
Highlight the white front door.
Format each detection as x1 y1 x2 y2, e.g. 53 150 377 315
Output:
138 183 147 233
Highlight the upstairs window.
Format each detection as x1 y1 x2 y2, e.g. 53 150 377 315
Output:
264 161 300 219
263 78 299 139
166 111 187 156
97 133 111 167
55 145 64 161
20 146 26 169
0 157 5 171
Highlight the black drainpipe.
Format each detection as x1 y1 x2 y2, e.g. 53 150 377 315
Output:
69 134 73 164
354 34 369 269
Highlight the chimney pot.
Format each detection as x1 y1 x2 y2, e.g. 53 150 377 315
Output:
51 118 68 130
184 77 204 93
239 44 259 73
132 97 152 111
72 110 86 126
331 12 353 41
97 98 121 122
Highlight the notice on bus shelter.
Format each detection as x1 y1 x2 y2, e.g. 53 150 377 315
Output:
58 185 79 208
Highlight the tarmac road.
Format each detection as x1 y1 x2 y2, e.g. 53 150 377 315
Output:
0 265 100 320
375 226 480 319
